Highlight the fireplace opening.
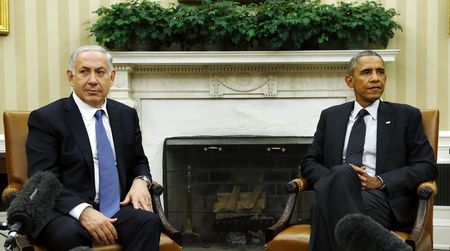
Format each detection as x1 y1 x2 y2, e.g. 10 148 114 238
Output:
163 136 312 249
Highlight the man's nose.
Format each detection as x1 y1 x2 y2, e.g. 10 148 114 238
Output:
88 72 98 84
370 71 380 81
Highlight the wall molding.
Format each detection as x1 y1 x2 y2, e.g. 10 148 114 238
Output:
434 206 450 249
438 131 450 164
110 50 400 66
0 134 4 152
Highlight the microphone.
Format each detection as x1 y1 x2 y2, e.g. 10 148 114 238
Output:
334 213 412 251
6 171 61 235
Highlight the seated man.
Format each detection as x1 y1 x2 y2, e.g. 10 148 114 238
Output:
27 45 161 250
301 50 437 251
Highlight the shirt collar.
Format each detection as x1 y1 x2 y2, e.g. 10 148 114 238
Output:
352 99 379 120
72 92 109 120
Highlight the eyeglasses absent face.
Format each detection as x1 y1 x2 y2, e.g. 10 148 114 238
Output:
345 56 386 108
67 51 116 108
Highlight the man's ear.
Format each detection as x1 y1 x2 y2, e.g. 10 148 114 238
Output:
66 70 74 85
345 75 353 89
110 69 116 83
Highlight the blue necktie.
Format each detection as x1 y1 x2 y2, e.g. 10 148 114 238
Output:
345 109 369 167
95 110 120 217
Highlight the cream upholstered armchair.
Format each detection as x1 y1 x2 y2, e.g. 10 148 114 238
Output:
265 109 439 251
1 111 183 251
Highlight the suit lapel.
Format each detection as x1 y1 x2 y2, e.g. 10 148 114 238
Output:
106 100 127 192
64 97 95 176
331 102 353 165
376 101 394 174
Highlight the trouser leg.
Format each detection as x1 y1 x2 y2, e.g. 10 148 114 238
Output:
114 205 162 251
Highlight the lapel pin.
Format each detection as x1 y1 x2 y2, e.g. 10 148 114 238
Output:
385 121 391 125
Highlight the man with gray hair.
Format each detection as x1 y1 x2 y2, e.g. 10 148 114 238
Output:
27 45 161 250
301 50 437 250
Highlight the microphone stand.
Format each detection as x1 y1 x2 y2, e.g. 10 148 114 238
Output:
2 222 33 251
4 232 33 251
4 231 19 251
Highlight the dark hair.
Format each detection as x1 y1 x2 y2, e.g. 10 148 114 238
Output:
347 50 384 75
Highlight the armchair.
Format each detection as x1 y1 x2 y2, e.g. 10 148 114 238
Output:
265 109 439 251
1 111 182 251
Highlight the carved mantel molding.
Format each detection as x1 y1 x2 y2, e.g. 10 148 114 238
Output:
109 49 400 107
111 50 399 66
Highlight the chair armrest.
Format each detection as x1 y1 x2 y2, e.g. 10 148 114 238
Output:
405 181 437 250
287 177 311 193
150 181 182 246
2 182 23 205
417 181 437 197
265 177 311 242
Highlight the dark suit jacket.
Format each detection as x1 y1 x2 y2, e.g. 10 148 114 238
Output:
26 95 151 234
301 101 437 226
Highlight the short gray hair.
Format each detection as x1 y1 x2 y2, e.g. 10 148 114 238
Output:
68 45 114 72
347 50 384 75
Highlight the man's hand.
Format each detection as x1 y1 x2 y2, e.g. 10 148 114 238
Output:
120 178 153 212
349 164 382 190
79 207 118 245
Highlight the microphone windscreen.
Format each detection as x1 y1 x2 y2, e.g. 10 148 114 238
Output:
7 171 61 234
334 213 412 251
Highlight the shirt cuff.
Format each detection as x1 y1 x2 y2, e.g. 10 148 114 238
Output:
376 175 386 190
69 203 92 220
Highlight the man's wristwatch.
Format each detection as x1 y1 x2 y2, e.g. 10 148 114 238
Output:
135 175 152 189
376 175 386 191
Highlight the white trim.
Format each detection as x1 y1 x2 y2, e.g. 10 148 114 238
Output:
110 49 400 66
434 206 450 250
438 131 450 164
0 134 4 152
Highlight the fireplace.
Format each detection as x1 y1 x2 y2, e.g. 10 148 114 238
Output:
109 50 399 186
107 50 400 248
163 136 312 247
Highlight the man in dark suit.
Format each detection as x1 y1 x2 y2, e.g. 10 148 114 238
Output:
26 45 161 250
301 50 437 251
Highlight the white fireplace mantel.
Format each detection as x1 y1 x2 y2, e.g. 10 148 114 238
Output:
110 49 400 66
109 50 400 108
106 49 402 184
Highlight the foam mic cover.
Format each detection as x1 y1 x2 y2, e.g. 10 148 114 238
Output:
7 171 61 235
334 213 412 251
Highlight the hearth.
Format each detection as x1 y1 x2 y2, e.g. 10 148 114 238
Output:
163 136 312 248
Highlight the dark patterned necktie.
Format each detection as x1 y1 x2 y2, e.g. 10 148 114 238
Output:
95 110 120 217
345 109 370 167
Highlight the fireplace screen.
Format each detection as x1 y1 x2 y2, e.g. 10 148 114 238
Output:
163 136 312 249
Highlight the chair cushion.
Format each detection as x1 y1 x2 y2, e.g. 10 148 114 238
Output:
265 226 425 251
393 230 409 240
160 232 183 251
92 244 121 251
265 224 310 251
34 233 181 251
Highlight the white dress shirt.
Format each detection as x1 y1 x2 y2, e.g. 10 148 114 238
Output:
342 99 379 177
69 93 117 220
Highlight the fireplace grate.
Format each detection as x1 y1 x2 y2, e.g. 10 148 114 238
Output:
213 214 276 232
